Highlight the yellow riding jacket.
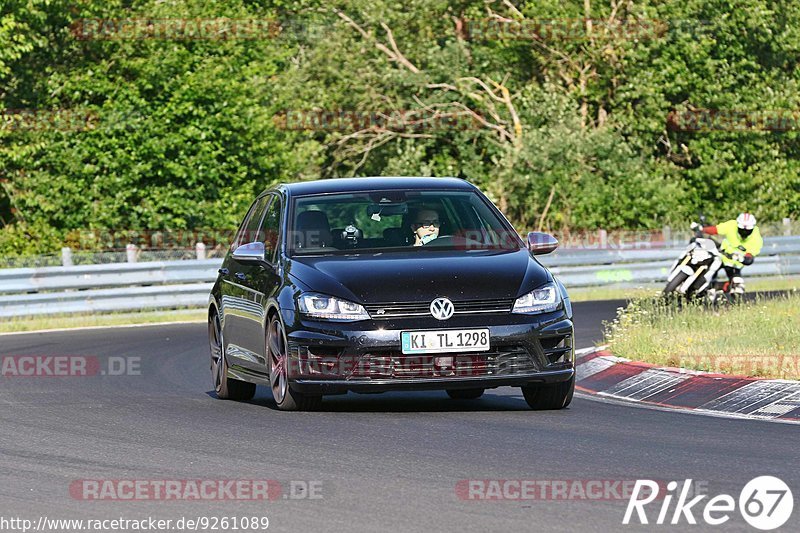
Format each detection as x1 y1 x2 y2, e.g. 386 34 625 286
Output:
711 220 763 268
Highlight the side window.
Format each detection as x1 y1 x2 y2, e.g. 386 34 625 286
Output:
231 201 258 251
232 196 270 250
261 196 282 262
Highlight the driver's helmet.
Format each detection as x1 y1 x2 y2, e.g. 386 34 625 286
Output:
736 212 756 239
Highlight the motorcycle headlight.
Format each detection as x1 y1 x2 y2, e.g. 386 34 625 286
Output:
297 293 370 321
512 283 561 314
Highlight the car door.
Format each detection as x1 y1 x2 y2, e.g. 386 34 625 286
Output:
222 194 271 373
235 194 284 371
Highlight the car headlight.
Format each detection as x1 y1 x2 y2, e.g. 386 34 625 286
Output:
512 283 561 314
297 293 370 321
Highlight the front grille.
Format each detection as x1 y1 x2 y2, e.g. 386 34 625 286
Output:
347 346 537 380
364 298 514 319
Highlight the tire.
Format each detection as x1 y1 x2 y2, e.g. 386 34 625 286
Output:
521 375 575 410
728 290 745 305
689 276 708 295
663 271 690 295
209 309 256 401
446 388 485 400
266 314 322 411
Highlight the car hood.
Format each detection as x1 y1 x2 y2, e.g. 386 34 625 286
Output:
288 249 551 304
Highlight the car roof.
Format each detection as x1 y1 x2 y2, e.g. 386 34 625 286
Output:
275 177 475 197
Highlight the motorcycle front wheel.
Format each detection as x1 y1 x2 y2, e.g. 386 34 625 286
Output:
663 271 690 294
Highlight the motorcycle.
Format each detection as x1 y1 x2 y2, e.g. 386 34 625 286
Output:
663 222 745 303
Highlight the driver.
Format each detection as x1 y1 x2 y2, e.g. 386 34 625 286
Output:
411 208 441 246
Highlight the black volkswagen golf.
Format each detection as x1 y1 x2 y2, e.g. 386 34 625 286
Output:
208 177 574 410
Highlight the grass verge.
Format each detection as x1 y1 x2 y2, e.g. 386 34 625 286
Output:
603 292 800 379
0 308 206 334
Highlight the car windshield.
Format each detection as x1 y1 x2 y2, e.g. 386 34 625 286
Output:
289 189 521 255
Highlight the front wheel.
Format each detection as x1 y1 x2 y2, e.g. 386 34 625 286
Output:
266 315 322 411
521 375 575 410
663 270 689 295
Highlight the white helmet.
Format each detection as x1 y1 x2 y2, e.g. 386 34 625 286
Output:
736 212 756 238
736 212 756 229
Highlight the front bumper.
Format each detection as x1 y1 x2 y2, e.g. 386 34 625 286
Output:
283 309 574 394
292 369 574 394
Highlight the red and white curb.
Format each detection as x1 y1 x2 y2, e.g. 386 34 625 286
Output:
575 347 800 423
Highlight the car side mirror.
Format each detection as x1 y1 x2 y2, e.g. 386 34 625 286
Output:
232 241 267 263
527 232 559 255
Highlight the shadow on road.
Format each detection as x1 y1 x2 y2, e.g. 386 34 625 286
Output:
206 388 578 413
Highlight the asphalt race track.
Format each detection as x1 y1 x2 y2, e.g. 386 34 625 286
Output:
1 299 797 533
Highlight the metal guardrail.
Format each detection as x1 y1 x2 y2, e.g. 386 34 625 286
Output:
0 237 798 317
540 235 800 286
0 283 211 318
0 259 220 294
0 260 220 318
542 236 800 266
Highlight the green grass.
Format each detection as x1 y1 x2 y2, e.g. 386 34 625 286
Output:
603 292 800 379
568 285 661 302
0 309 206 334
567 276 800 302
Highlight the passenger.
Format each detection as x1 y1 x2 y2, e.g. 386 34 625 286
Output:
411 208 440 246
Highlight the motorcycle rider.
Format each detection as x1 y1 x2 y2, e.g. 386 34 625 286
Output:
690 212 763 292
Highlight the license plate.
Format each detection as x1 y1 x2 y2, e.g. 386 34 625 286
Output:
401 328 490 354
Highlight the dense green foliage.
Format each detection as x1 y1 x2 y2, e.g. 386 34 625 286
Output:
1 0 798 254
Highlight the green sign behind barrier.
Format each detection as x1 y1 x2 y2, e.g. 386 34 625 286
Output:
596 269 633 282
595 267 670 283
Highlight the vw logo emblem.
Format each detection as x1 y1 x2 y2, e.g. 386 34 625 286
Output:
430 297 454 320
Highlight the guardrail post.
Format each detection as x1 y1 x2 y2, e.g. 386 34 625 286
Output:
151 231 163 248
196 242 206 260
598 229 608 249
126 243 138 263
663 225 671 246
784 218 792 236
61 247 73 267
